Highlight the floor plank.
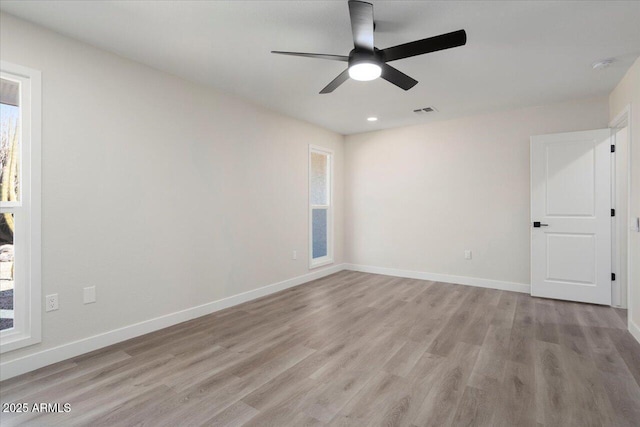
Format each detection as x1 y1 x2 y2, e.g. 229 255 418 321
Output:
1 271 638 426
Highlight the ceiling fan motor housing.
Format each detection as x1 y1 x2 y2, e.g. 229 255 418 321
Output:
348 48 385 68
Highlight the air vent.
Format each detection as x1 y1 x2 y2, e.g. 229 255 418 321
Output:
413 107 438 114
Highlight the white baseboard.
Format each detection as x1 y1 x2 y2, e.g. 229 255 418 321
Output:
629 319 640 346
344 264 530 294
0 264 345 381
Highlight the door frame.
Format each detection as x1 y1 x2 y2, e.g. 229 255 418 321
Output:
610 105 632 317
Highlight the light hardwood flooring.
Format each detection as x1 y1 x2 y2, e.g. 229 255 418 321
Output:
1 271 639 426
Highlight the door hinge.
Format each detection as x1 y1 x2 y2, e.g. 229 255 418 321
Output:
611 145 616 153
612 208 616 217
612 273 616 281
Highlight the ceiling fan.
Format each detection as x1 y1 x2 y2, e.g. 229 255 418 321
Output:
272 0 467 94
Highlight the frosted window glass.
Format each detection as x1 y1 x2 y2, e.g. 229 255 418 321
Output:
310 152 328 205
312 209 328 259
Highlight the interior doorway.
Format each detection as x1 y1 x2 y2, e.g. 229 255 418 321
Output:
611 109 631 309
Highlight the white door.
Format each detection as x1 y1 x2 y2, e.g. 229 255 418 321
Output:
531 129 611 305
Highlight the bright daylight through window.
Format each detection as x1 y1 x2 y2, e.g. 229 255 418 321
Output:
0 77 20 332
309 146 333 268
0 62 41 353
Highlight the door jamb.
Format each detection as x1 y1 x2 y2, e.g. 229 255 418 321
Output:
609 105 632 320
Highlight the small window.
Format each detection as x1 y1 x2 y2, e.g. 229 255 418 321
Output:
309 146 333 268
1 62 41 353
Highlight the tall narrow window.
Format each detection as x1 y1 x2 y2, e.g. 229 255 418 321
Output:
0 62 41 353
309 145 333 268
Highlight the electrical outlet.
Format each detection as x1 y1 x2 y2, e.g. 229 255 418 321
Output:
46 294 59 312
292 250 297 260
464 250 472 260
83 286 96 304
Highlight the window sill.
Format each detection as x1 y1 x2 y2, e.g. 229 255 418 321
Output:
1 329 41 354
309 258 334 270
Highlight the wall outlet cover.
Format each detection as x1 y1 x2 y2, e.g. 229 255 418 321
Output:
46 294 59 312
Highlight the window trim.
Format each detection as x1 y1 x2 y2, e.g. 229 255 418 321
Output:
0 61 42 353
308 144 334 269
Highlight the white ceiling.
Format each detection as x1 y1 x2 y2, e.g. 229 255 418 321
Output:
2 1 639 134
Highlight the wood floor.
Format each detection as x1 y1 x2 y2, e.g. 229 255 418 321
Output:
1 271 639 426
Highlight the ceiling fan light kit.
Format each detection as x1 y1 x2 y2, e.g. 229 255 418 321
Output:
348 62 381 81
272 0 467 94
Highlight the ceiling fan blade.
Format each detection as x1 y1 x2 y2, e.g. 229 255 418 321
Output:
381 29 467 62
348 0 374 52
271 51 349 62
320 69 350 94
380 64 418 90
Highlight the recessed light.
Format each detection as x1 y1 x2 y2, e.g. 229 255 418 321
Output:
367 117 378 122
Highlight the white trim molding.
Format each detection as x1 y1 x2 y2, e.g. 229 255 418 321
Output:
308 144 334 269
0 61 42 354
609 103 636 342
345 264 530 294
0 264 345 381
630 319 640 346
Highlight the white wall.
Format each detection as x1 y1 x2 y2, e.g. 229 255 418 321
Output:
345 97 609 287
610 57 640 339
0 13 344 366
